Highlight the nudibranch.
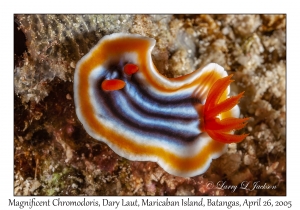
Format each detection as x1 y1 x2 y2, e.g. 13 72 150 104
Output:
74 33 248 177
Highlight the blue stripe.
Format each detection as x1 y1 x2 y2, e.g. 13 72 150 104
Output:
91 65 202 146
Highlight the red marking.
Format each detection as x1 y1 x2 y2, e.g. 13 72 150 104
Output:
101 79 125 91
201 75 248 143
124 63 139 75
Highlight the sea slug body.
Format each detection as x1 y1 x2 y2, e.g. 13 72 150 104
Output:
74 33 248 177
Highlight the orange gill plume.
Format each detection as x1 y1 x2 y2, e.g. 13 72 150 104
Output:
201 74 249 143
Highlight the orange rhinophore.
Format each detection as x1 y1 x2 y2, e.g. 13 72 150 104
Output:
101 79 126 91
201 75 249 143
124 63 139 75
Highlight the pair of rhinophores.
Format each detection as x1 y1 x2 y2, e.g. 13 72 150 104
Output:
74 33 248 177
